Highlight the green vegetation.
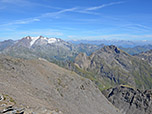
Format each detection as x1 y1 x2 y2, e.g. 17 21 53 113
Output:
2 94 16 104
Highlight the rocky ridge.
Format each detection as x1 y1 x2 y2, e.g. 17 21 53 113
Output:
73 45 152 90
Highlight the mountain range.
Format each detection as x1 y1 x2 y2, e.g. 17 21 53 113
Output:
1 37 152 59
1 36 152 90
0 36 152 114
1 36 103 62
70 39 152 48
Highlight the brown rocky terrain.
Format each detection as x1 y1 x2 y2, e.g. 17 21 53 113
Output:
0 55 121 114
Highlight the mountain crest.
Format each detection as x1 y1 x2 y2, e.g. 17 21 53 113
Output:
20 36 62 47
101 45 121 54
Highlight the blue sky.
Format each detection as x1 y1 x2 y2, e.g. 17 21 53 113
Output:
0 0 152 41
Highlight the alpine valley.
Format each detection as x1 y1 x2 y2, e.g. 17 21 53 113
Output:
0 36 152 114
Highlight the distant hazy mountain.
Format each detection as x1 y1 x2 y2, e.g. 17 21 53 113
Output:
71 45 152 90
119 45 152 55
70 39 152 48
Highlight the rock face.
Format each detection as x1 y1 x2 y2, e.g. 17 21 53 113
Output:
0 94 24 114
74 45 152 90
102 85 152 114
0 55 121 114
135 49 152 66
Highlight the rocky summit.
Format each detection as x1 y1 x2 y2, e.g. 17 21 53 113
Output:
73 45 152 90
102 85 152 114
0 55 121 114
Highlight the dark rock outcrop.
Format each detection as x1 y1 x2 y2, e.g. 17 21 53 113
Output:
103 85 152 114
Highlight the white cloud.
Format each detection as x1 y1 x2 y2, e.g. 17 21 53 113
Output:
86 1 125 11
14 18 40 24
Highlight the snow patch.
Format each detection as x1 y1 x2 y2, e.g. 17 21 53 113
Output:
25 36 60 46
48 38 57 44
30 37 40 46
39 37 57 44
26 36 31 40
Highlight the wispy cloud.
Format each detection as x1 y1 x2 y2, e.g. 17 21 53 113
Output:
120 24 152 33
0 7 78 26
74 10 100 15
41 7 78 18
13 18 40 25
0 0 126 26
86 1 125 11
0 18 40 26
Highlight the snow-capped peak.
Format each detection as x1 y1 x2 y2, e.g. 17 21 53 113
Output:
24 36 61 46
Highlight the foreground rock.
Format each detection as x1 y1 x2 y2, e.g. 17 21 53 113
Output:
103 85 152 114
0 94 24 114
0 55 121 114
